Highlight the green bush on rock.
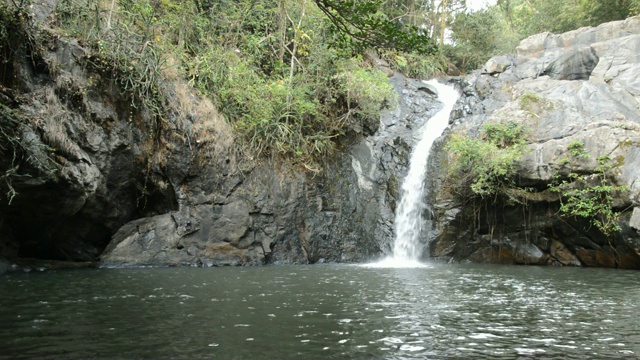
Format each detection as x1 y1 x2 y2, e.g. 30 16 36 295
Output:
445 125 628 237
445 121 527 198
549 149 628 236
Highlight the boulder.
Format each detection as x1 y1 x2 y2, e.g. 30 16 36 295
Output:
482 56 513 75
630 208 640 231
541 47 598 80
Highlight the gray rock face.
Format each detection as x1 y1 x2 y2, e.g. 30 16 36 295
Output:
482 55 514 75
542 46 598 80
5 8 639 270
0 33 173 262
429 16 640 269
102 73 447 266
1 7 444 267
100 73 443 267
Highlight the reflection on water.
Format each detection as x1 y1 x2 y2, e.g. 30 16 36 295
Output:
1 264 640 359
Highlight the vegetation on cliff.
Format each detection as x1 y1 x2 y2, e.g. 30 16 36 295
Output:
1 0 639 202
549 145 629 237
54 0 412 171
444 110 630 238
445 120 527 199
1 3 58 204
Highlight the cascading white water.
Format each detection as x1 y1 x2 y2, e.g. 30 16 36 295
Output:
369 80 459 268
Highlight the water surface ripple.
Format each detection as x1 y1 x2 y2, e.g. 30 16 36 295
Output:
1 264 639 359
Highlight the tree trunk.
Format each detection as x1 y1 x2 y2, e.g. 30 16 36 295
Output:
439 0 448 46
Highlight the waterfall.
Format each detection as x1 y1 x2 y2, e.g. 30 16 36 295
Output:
369 80 459 268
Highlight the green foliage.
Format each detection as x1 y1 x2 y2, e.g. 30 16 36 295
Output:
549 154 628 236
482 121 527 148
519 93 552 117
448 9 519 73
633 0 640 15
336 59 397 119
519 93 540 111
314 0 437 55
380 50 448 79
492 0 637 39
186 44 394 164
179 0 396 168
445 121 527 198
567 141 590 159
55 0 168 117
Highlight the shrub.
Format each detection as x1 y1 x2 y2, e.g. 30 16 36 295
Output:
567 140 590 158
519 93 553 117
334 58 397 121
549 152 627 236
445 121 527 198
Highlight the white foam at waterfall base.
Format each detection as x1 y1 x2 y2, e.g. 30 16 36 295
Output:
365 80 460 269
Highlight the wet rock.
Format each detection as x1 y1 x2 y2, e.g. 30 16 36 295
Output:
0 257 9 275
210 202 251 245
514 242 548 265
550 241 581 266
575 248 616 268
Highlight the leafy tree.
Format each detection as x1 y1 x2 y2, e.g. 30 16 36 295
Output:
188 0 438 55
314 0 438 54
448 8 517 72
496 0 638 38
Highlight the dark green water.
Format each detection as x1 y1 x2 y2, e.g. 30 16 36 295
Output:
1 263 639 359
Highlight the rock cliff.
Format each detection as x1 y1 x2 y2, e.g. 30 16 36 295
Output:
0 0 441 270
429 17 640 268
99 74 442 268
2 2 639 271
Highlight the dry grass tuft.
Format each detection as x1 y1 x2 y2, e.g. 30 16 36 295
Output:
40 87 87 162
172 82 235 167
